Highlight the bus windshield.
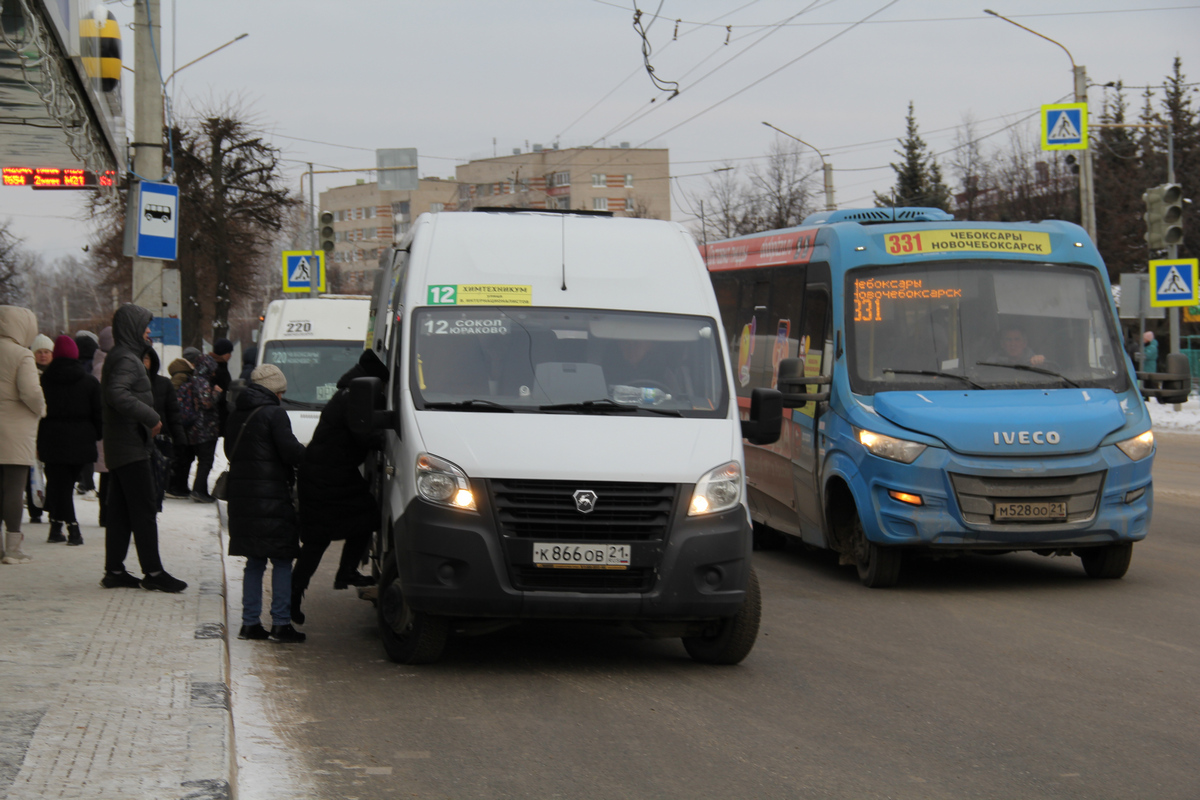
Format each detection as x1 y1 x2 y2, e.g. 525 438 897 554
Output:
411 307 729 417
261 339 363 407
847 260 1127 394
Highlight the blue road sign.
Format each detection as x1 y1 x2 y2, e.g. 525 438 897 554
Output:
1150 258 1199 307
148 317 182 346
1041 103 1087 151
136 181 179 260
282 250 326 292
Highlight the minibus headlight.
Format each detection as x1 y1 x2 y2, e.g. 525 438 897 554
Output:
689 461 742 516
415 453 477 511
855 427 927 464
1115 430 1154 462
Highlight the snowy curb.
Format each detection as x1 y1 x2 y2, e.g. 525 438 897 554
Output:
1146 394 1200 435
180 509 234 800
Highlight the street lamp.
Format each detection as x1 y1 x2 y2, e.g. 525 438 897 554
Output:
762 121 835 211
165 32 248 87
983 9 1095 243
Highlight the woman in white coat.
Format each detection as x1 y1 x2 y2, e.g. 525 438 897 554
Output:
0 306 46 563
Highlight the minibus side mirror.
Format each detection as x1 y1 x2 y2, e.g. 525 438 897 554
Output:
348 376 398 436
1139 352 1192 404
777 357 831 407
742 387 782 445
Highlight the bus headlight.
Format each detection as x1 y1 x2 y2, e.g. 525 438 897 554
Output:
855 427 927 464
689 461 742 516
1115 430 1154 462
415 453 477 511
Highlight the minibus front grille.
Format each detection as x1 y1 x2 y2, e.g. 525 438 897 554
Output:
949 471 1105 525
512 566 656 593
489 479 676 541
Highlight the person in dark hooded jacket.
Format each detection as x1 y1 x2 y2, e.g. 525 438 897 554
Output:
73 331 101 496
177 353 223 502
143 347 186 511
38 335 101 546
226 363 306 643
290 349 389 623
238 344 257 382
99 304 186 593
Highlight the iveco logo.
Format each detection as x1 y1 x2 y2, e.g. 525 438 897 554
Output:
573 489 598 514
993 431 1061 445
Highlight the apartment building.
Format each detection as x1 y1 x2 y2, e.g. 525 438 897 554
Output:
454 145 670 219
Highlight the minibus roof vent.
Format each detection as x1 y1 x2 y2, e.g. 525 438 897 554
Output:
803 207 955 225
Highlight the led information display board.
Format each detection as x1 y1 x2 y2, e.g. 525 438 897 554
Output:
2 167 116 189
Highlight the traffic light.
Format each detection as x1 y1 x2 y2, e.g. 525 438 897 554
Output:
1064 154 1079 175
1143 183 1183 250
319 211 335 253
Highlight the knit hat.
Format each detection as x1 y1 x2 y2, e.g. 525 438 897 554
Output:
213 338 234 356
182 346 202 363
250 363 287 394
31 333 53 353
52 334 79 360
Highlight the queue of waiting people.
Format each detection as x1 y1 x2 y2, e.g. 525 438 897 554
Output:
0 302 382 645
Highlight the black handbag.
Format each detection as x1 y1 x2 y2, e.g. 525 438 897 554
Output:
212 407 263 501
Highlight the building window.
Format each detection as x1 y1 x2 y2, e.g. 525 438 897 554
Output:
593 197 608 211
592 174 605 187
624 174 633 188
548 171 571 188
367 206 376 219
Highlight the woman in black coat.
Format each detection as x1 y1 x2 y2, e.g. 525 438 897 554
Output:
225 364 306 643
143 347 186 511
38 335 102 545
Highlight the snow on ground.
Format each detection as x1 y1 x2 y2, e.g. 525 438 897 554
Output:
1145 393 1200 434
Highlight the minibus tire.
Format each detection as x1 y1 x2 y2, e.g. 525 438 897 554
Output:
852 513 901 588
682 567 761 665
1079 543 1133 579
377 558 449 664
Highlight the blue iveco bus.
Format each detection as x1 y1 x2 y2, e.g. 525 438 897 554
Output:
703 207 1188 587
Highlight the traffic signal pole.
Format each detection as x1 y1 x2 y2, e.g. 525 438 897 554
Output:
131 0 164 314
1074 65 1097 244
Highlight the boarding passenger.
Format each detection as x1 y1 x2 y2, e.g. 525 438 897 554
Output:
291 350 389 624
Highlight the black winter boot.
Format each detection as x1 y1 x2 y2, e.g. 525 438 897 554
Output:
66 523 83 546
47 521 66 543
290 591 305 625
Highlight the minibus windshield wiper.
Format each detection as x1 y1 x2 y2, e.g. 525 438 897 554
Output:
422 399 515 412
883 369 984 390
539 398 684 416
973 361 1080 388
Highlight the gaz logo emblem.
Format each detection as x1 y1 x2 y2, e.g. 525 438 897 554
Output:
573 490 598 514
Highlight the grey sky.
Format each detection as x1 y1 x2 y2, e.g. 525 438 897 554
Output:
3 0 1197 261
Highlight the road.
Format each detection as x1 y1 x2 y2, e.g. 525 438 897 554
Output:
237 432 1200 800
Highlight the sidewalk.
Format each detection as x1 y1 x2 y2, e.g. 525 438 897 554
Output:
0 492 232 800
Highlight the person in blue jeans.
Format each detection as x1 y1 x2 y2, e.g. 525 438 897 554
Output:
225 364 306 643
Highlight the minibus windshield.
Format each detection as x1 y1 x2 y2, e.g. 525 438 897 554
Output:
411 307 728 418
847 260 1127 394
262 339 364 407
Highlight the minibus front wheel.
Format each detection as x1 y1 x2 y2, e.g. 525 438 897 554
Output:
1079 543 1133 579
851 510 901 588
378 557 449 664
681 567 762 665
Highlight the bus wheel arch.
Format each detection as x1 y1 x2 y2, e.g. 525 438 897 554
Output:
824 476 901 588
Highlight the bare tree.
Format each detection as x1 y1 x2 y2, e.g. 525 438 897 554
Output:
747 138 815 230
0 224 28 305
949 114 992 220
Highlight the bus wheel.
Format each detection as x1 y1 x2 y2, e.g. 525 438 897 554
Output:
752 521 786 551
851 511 901 588
682 567 762 665
377 557 448 664
1080 543 1133 579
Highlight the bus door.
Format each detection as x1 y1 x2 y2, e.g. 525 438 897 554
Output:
790 264 831 544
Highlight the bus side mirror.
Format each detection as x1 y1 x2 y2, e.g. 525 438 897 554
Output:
741 388 782 445
777 357 831 407
348 376 398 436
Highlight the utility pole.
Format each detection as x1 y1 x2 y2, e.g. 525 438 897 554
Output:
1074 65 1097 243
130 0 164 314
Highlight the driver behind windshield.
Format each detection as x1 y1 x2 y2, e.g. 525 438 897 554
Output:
603 339 677 396
992 326 1046 367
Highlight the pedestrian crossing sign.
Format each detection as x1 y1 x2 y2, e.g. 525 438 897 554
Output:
1041 103 1087 151
1149 258 1199 307
282 250 326 293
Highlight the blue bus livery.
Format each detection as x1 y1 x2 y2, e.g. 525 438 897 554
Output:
704 207 1184 587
